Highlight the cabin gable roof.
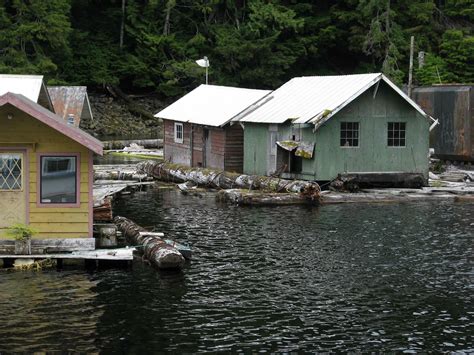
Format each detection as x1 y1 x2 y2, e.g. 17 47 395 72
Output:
0 92 103 155
237 73 434 129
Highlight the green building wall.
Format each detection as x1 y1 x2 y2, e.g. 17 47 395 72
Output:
243 82 430 181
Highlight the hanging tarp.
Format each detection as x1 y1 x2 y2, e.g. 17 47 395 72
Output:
276 140 299 151
276 140 314 159
295 141 315 159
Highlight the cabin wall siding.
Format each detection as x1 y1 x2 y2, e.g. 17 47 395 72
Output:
0 104 91 239
163 119 243 172
243 123 268 175
225 124 244 173
163 119 191 165
314 83 429 180
205 128 225 170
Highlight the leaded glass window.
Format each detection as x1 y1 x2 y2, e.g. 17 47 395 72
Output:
0 154 22 190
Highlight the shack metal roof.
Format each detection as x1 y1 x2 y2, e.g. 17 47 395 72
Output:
47 86 93 126
0 74 54 112
48 86 92 126
0 92 103 155
155 84 271 127
237 73 432 129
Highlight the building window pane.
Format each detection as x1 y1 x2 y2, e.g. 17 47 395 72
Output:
0 154 22 190
388 122 406 147
340 122 359 147
174 123 184 143
40 156 77 204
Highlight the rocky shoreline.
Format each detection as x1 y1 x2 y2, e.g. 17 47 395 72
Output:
80 91 170 140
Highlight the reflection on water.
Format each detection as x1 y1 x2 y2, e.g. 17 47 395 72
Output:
0 187 473 352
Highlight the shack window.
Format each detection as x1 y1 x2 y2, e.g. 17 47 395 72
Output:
388 122 406 147
40 156 77 204
340 122 359 147
174 123 184 143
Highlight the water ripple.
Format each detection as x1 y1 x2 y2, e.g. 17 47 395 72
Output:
0 188 472 352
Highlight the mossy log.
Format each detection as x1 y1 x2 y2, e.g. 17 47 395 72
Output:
137 161 321 201
114 216 185 270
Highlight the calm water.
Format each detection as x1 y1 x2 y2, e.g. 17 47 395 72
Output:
0 187 472 353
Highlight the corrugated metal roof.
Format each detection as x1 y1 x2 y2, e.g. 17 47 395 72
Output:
0 74 43 101
0 92 103 155
238 73 431 128
0 74 54 112
47 86 93 126
155 84 271 127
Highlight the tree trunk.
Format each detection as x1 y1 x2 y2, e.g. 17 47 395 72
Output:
137 161 321 201
120 0 126 49
114 216 185 270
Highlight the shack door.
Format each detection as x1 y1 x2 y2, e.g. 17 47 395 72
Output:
0 152 26 237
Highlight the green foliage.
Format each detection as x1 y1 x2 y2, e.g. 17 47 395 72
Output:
0 0 472 94
0 0 71 77
6 223 37 242
439 30 474 83
415 53 450 85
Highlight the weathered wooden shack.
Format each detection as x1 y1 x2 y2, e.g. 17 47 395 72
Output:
0 90 103 252
47 86 93 127
155 85 270 173
236 73 436 184
412 85 473 162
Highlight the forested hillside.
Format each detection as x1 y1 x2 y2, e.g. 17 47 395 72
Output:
1 0 472 97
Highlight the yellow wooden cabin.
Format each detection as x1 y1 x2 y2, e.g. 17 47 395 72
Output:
0 90 103 253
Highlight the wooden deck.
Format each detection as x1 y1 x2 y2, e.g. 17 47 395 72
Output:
1 247 135 261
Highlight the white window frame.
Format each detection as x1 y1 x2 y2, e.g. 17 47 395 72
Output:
174 122 184 144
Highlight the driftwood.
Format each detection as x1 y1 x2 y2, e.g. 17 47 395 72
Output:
137 161 321 201
114 216 185 270
217 189 317 206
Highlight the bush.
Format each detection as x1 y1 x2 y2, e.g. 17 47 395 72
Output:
6 223 37 242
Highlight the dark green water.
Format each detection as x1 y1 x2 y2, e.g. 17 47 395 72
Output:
0 187 472 353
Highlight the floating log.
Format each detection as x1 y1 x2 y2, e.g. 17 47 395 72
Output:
102 139 163 150
340 172 426 188
94 164 151 181
137 161 321 201
114 216 185 270
217 189 317 206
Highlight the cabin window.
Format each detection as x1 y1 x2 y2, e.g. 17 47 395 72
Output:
40 156 77 204
174 123 184 143
0 154 22 190
340 122 359 147
388 122 406 147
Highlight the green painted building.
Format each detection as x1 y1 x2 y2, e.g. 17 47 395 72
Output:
235 73 436 183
